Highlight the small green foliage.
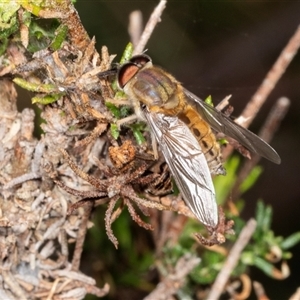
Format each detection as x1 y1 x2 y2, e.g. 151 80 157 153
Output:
119 105 131 118
13 77 57 93
20 1 42 17
0 37 8 56
105 102 131 119
110 123 120 140
114 90 126 98
129 122 146 145
254 200 272 235
120 42 134 64
32 93 64 104
218 137 228 145
0 2 19 27
233 201 300 278
27 19 59 53
281 232 300 250
191 251 224 284
105 102 121 119
50 24 68 51
0 2 19 54
204 95 213 107
13 78 64 105
106 100 144 144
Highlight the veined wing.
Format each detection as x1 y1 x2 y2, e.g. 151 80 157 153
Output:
183 88 281 164
144 109 218 228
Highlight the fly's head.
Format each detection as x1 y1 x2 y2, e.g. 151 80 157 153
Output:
117 54 179 110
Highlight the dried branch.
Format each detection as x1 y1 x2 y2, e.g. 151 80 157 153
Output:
71 202 94 271
222 25 300 160
238 25 300 128
133 0 167 55
253 281 270 300
128 10 143 48
230 97 290 201
289 287 300 300
207 219 257 300
143 254 200 300
0 2 112 298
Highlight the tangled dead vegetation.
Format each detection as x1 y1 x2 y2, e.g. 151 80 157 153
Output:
0 1 194 298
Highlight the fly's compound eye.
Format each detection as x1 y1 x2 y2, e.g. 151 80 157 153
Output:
117 54 152 89
117 62 140 90
129 54 152 67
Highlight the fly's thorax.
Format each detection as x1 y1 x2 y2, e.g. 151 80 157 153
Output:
179 105 226 176
126 66 181 109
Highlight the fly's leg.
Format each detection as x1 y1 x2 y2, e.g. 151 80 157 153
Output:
195 207 235 246
116 114 138 128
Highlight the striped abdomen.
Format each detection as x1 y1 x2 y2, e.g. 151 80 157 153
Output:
178 104 225 176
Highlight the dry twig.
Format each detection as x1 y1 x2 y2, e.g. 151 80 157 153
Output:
207 219 257 300
253 281 270 300
289 287 300 300
223 25 300 160
143 254 200 300
71 202 94 271
231 97 290 201
128 10 143 48
133 0 167 55
239 26 300 128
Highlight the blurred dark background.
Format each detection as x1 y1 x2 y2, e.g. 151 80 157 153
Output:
74 1 299 299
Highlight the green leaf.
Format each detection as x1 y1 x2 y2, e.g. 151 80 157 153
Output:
129 123 146 145
255 200 265 230
0 2 19 32
110 124 120 140
204 95 213 106
191 251 224 284
218 137 228 145
13 77 57 93
32 93 63 104
119 105 131 118
0 2 19 44
254 201 272 236
240 251 255 265
50 24 68 51
105 102 121 119
281 232 300 250
0 36 8 56
28 19 59 52
253 256 276 277
120 42 134 64
261 204 272 231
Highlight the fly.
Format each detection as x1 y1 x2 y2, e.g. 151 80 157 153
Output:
117 54 280 241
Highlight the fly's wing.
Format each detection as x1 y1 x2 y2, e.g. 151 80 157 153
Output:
144 110 218 228
183 88 281 164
